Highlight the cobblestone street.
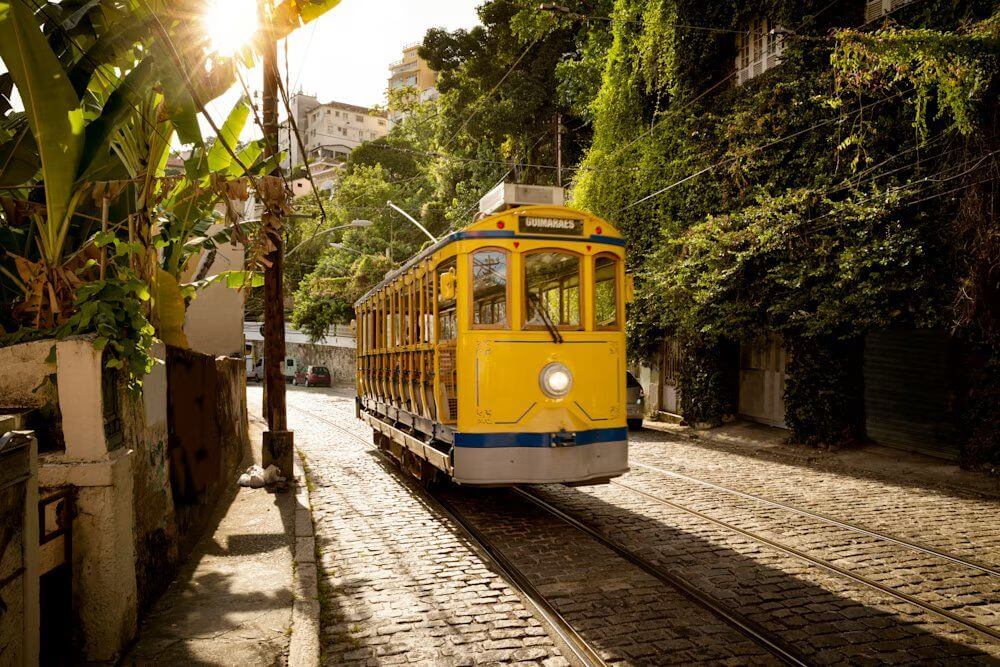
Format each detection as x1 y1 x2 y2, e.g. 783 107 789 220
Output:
249 384 1000 666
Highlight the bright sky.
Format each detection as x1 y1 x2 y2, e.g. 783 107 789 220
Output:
203 0 482 141
2 0 481 143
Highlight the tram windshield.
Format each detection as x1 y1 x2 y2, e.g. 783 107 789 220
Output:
524 251 581 328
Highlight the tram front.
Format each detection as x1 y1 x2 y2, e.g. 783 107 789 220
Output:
448 206 630 485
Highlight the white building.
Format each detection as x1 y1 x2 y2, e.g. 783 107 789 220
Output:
278 93 389 170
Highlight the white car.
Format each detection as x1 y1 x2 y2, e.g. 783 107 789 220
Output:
246 357 298 383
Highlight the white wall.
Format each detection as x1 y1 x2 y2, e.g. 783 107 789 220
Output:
183 224 246 358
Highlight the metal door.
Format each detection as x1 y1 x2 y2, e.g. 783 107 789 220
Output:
738 336 788 428
863 330 958 459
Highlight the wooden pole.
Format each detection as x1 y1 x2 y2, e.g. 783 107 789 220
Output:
555 113 563 188
260 0 293 475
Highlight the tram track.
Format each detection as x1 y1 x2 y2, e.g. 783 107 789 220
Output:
605 476 1000 644
292 400 806 665
289 402 609 667
290 396 998 661
629 459 1000 577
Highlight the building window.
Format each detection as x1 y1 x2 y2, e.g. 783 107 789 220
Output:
865 0 914 22
355 114 363 122
524 251 581 328
735 17 784 84
471 249 508 328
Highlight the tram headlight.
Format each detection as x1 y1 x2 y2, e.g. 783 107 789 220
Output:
539 362 573 398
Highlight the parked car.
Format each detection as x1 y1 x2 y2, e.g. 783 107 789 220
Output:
293 365 332 388
626 371 645 430
246 357 299 383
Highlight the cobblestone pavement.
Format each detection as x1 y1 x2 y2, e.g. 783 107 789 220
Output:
250 385 1000 665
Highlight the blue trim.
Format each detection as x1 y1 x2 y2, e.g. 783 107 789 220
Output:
454 427 627 448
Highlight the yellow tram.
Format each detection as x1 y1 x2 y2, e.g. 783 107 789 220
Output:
354 201 631 486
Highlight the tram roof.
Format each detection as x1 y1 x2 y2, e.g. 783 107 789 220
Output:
354 205 622 306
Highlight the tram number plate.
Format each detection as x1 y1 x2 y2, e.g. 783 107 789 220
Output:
519 216 584 236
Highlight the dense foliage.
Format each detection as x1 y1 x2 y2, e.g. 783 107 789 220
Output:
572 0 997 458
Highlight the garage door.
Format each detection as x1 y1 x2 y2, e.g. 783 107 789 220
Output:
863 330 958 460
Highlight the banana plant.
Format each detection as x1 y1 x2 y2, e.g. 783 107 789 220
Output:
0 0 232 330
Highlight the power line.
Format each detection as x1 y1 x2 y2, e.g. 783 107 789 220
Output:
440 36 543 153
595 0 842 171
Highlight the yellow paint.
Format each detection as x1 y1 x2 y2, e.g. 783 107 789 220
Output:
356 205 627 436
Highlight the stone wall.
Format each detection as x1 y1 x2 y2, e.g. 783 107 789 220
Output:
249 340 356 384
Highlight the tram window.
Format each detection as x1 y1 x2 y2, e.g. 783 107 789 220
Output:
436 258 457 341
471 249 508 328
594 254 620 329
524 252 581 328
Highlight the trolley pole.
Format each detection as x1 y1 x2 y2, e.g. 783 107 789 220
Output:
260 0 293 478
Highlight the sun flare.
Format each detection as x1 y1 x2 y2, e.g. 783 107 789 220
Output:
203 0 259 56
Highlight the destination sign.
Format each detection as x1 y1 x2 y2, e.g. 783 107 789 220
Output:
518 216 584 236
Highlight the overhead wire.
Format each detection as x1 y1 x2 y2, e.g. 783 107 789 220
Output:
595 0 842 170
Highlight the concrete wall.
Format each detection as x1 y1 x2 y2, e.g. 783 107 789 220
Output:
183 226 246 358
121 343 178 614
166 347 250 556
0 337 250 663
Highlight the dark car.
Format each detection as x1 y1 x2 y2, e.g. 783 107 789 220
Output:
626 371 645 430
293 365 332 387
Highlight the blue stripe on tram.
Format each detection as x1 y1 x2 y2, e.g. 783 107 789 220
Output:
454 427 628 448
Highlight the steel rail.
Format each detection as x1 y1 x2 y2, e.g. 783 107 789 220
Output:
287 403 609 667
610 478 1000 643
512 487 809 667
630 460 1000 577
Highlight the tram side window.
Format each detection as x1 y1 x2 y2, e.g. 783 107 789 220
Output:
594 254 620 329
436 258 457 341
471 249 508 328
524 252 581 328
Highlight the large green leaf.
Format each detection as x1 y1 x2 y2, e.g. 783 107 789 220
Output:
67 18 152 96
270 0 342 40
207 96 250 173
0 113 39 185
0 0 85 261
152 267 189 348
78 57 158 182
151 41 202 146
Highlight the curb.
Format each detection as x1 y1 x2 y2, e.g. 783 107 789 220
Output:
289 453 320 667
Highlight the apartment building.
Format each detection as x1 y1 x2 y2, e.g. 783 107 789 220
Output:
387 44 439 124
278 93 389 170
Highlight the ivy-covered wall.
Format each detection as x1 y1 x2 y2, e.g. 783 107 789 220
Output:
572 0 998 465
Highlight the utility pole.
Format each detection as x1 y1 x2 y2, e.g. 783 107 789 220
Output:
555 113 563 188
260 0 293 478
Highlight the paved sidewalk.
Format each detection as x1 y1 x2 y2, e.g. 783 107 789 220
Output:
643 418 1000 499
123 420 296 666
